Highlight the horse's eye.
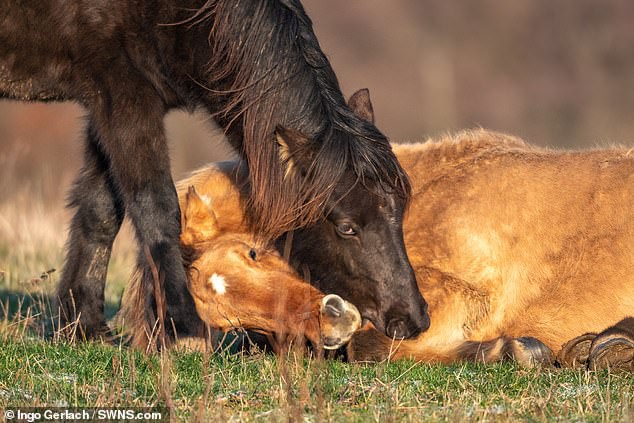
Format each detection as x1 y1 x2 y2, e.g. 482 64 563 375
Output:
336 222 356 237
249 249 257 261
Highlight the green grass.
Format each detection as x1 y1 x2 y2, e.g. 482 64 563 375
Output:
1 335 634 421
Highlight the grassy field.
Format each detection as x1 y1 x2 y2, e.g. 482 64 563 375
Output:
2 327 634 421
1 185 633 422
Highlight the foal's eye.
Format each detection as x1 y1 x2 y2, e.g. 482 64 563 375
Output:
336 222 356 237
249 249 257 261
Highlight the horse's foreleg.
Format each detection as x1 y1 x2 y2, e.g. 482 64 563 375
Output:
455 337 554 367
89 89 201 343
57 122 124 339
347 327 553 367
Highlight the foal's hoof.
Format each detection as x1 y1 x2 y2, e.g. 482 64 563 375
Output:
588 333 634 372
557 333 596 368
319 294 361 350
509 337 555 367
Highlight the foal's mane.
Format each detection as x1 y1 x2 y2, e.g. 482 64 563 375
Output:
189 0 410 238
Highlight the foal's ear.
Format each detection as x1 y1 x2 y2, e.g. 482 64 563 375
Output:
347 88 375 124
275 125 314 178
181 186 219 245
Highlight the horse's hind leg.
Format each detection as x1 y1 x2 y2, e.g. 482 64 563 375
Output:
557 317 634 371
556 333 596 368
584 318 634 371
57 122 124 339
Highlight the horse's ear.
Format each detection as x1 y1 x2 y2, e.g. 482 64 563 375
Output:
182 186 219 245
348 88 375 124
275 125 314 178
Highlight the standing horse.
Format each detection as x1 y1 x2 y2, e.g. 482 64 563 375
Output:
0 1 427 340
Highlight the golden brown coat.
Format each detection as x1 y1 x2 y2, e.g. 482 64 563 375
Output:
349 129 633 367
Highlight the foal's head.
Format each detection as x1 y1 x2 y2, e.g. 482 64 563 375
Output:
275 90 430 340
180 185 360 350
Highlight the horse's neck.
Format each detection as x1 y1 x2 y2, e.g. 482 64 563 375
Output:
192 0 343 137
393 130 531 187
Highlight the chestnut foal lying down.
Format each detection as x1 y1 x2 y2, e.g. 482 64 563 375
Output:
346 130 633 370
119 162 360 352
155 129 633 370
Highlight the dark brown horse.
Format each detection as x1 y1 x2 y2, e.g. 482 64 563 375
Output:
0 1 428 341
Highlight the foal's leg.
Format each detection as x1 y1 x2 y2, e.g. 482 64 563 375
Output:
57 122 124 338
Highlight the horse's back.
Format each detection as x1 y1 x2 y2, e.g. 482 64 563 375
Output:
395 130 634 349
0 0 182 102
1 1 116 99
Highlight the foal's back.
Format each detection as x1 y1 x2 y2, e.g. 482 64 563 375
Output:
395 130 634 349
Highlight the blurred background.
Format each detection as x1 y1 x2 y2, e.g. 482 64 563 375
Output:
1 1 633 288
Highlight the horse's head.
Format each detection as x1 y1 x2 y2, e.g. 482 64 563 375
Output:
180 185 361 350
274 89 430 340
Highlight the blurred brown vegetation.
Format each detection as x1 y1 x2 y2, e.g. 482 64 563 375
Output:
1 0 633 204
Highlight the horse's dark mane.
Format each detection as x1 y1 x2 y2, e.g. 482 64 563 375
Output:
191 0 411 238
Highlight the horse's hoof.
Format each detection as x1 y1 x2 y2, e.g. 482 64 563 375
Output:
588 333 634 372
58 321 116 344
510 337 555 367
557 333 596 368
319 294 361 350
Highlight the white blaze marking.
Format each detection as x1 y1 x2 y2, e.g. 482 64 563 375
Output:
209 273 227 295
199 194 212 205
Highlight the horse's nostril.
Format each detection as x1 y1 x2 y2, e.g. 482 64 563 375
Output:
386 318 409 339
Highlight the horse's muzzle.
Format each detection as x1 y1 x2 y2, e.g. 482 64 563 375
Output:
385 302 430 339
